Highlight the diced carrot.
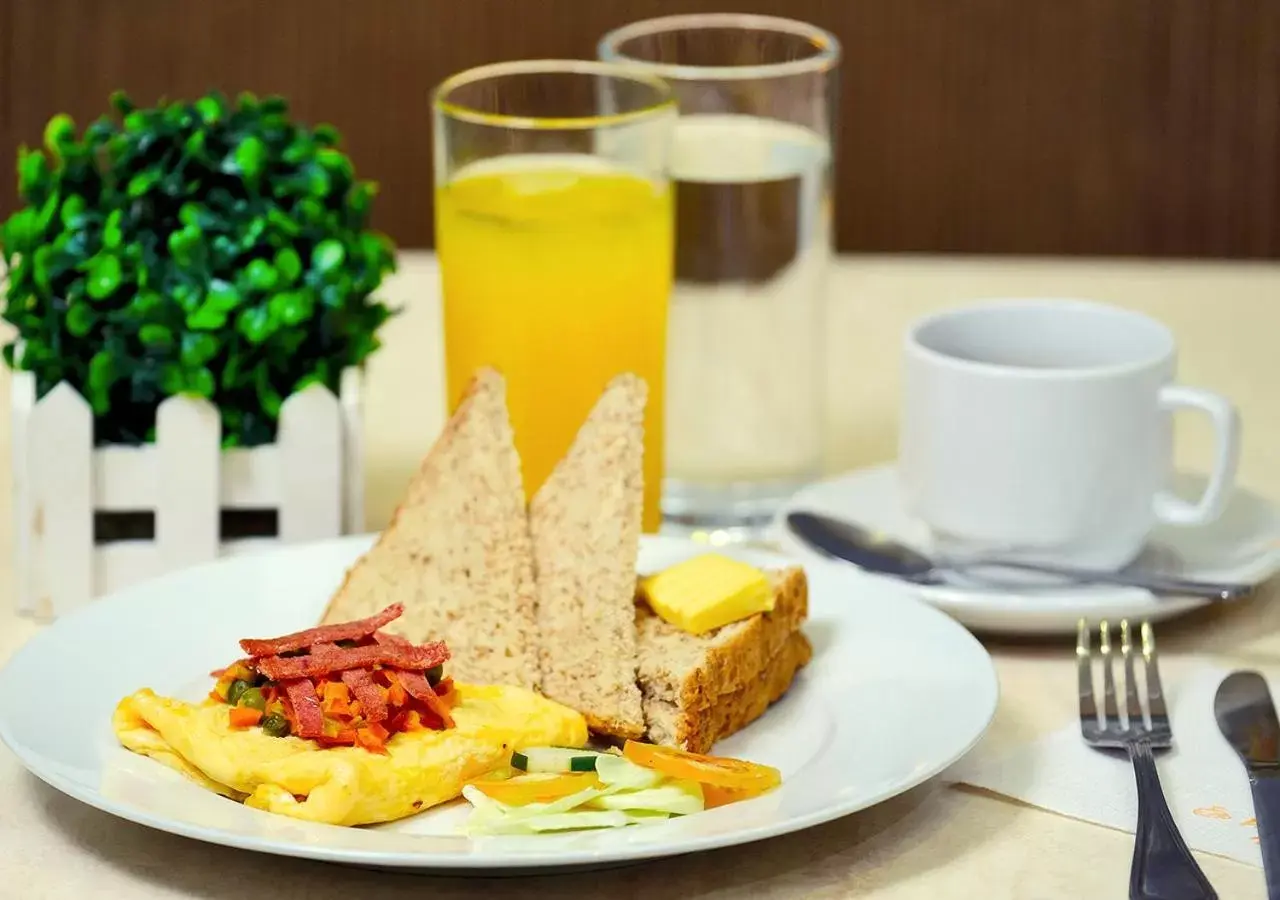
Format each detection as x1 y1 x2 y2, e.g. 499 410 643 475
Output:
435 680 457 709
321 680 350 705
385 674 408 707
320 680 352 716
354 730 388 754
229 707 263 728
355 722 390 754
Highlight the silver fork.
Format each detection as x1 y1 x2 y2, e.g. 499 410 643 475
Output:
1077 618 1218 900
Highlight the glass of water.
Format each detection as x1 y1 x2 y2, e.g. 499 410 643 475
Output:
599 13 840 542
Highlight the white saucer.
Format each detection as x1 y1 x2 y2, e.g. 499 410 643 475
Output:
771 463 1280 636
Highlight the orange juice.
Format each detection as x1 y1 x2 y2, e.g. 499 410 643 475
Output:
436 156 673 531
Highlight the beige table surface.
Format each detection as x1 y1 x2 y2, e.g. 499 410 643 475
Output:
3 252 1280 899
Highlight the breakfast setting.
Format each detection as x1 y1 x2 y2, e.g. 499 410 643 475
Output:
1 6 1279 899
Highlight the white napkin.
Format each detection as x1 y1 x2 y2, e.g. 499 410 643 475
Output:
950 664 1265 866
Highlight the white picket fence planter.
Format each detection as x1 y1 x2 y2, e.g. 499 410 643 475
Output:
12 368 364 618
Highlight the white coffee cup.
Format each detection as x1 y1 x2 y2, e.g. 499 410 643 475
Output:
898 299 1240 570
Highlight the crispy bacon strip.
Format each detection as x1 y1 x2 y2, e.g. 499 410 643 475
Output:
375 633 454 728
238 604 405 657
282 679 324 738
256 640 449 681
306 641 389 725
340 668 388 723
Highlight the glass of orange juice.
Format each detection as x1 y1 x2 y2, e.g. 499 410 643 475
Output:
433 60 675 531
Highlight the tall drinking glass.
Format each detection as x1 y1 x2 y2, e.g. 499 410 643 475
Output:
600 15 840 540
433 61 676 531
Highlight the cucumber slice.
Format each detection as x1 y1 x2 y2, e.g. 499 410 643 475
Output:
593 753 666 790
587 781 705 816
511 746 604 773
462 783 604 821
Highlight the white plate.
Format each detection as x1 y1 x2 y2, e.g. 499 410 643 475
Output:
773 463 1280 636
0 534 997 873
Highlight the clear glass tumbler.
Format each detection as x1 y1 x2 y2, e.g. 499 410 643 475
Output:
433 61 676 532
599 14 840 541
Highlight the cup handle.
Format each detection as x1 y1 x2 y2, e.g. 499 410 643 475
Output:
1153 384 1241 526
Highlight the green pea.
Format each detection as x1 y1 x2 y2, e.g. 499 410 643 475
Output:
260 713 291 737
425 664 444 687
226 679 250 706
237 687 266 711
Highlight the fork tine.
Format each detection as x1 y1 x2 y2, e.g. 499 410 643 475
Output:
1099 620 1122 731
1077 619 1097 727
1142 621 1169 721
1120 620 1145 730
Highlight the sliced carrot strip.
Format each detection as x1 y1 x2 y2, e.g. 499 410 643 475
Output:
622 740 781 791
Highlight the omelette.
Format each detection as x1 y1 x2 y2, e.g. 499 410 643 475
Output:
112 604 587 827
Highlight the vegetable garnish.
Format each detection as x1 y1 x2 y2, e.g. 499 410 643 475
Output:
461 744 780 834
622 741 781 795
469 772 602 805
212 604 455 752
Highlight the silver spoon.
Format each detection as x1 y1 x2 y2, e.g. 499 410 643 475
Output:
786 511 1253 601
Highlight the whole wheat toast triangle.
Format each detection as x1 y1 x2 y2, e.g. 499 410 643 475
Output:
321 368 540 689
530 373 648 739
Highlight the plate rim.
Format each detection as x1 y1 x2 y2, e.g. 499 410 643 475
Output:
0 533 999 870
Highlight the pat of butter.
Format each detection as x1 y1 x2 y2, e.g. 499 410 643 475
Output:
640 554 774 635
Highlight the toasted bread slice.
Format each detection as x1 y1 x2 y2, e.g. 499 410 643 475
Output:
321 368 539 688
643 630 812 753
530 374 647 739
635 566 808 715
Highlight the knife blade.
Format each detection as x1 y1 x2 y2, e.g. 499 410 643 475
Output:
1214 670 1280 898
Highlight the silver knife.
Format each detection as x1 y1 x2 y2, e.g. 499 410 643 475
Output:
1214 671 1280 898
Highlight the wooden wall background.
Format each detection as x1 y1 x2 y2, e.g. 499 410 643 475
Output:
1 0 1278 258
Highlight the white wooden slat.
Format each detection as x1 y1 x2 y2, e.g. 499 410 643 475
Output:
97 538 281 597
11 372 35 614
220 446 281 508
339 366 365 533
93 446 155 509
156 395 221 571
95 444 281 509
218 537 281 557
29 383 94 616
95 542 162 596
277 384 343 541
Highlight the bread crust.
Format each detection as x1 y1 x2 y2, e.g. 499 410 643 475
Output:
643 630 813 753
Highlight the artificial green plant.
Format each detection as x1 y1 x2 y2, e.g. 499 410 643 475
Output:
0 90 395 446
